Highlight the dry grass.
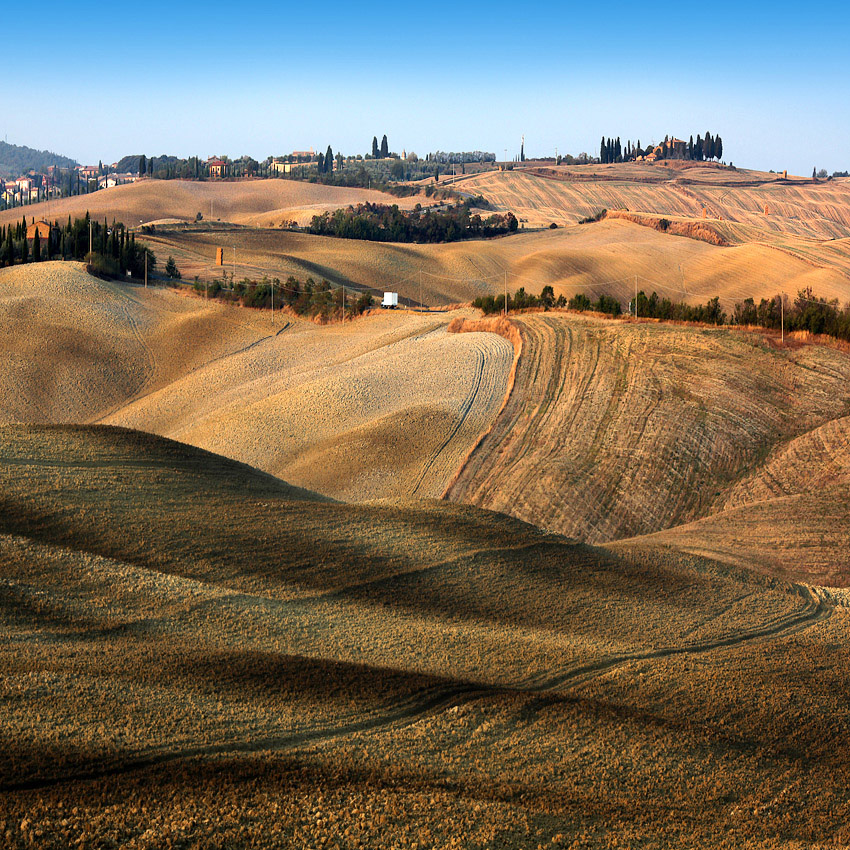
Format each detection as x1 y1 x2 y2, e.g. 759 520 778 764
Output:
0 262 512 502
461 163 850 240
0 178 428 230
146 216 850 312
605 209 728 245
1 425 848 848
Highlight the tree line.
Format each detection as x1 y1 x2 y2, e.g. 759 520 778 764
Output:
0 214 155 277
732 290 850 341
599 132 723 164
192 274 373 321
474 287 621 316
474 284 850 344
371 135 390 159
307 202 518 243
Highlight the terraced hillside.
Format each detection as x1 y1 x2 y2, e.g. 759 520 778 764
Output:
447 313 850 580
2 425 849 848
0 262 512 500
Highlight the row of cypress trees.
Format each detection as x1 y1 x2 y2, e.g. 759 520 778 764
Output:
0 213 153 275
599 133 723 163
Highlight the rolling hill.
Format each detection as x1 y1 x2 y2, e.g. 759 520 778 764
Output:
0 140 77 178
446 312 850 584
0 177 427 231
0 261 512 501
2 424 848 848
457 161 850 239
143 217 850 311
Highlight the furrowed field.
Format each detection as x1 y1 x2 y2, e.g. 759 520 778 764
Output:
2 159 850 848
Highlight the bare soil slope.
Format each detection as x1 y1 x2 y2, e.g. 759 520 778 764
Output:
447 313 850 582
0 262 511 500
625 415 850 585
1 425 848 848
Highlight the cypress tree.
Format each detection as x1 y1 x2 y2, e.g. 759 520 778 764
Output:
380 135 389 158
325 145 333 173
21 233 28 263
715 136 723 161
32 229 41 262
317 152 325 173
600 136 606 163
371 136 379 158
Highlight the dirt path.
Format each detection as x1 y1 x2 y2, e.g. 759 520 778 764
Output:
3 579 831 795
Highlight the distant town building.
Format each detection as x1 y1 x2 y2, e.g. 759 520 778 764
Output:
270 158 314 174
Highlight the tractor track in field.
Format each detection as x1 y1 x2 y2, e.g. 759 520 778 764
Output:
2 582 832 795
410 337 488 497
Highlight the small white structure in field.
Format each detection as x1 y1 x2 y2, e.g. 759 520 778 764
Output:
381 292 399 309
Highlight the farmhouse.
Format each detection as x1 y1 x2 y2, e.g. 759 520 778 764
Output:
207 158 228 179
26 221 54 242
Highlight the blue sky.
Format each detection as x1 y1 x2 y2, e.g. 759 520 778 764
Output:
2 0 848 175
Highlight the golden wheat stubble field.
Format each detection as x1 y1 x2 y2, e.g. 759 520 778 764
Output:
447 312 850 584
0 177 429 231
455 163 850 295
0 261 512 500
1 424 848 849
461 161 850 238
145 214 850 311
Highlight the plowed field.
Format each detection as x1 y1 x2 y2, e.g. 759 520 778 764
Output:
447 313 850 573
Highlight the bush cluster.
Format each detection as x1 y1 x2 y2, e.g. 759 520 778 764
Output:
474 282 850 343
193 274 373 321
473 286 621 317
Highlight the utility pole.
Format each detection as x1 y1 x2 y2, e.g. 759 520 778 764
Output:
144 250 148 288
419 269 423 312
780 294 784 344
634 275 638 319
271 278 274 322
504 269 508 316
232 246 235 287
89 219 92 256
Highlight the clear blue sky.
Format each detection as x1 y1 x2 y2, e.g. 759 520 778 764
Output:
2 0 847 175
